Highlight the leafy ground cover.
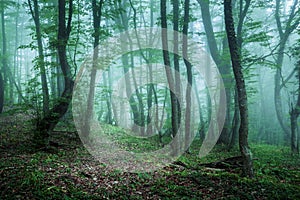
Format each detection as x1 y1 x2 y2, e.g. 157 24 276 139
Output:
0 113 299 199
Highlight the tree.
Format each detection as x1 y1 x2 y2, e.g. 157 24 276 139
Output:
290 63 300 154
173 0 182 138
82 0 104 140
290 34 300 154
34 0 74 147
274 0 300 143
28 0 50 115
0 72 3 113
182 0 192 151
197 0 233 146
161 0 180 155
0 1 9 112
224 0 254 177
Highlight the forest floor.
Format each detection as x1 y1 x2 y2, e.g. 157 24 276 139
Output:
0 112 300 199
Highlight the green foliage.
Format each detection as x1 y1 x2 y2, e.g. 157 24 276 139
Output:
25 76 43 116
0 0 18 11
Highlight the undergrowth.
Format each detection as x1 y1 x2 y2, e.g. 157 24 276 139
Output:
0 119 299 199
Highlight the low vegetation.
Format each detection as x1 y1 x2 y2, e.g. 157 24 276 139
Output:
0 114 299 199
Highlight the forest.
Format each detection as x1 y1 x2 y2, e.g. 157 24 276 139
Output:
0 0 300 199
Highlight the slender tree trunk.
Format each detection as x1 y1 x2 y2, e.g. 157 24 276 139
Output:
161 0 179 155
56 57 64 96
34 0 74 147
198 0 232 146
146 0 155 136
193 76 205 141
108 68 117 125
13 2 20 104
1 7 8 107
224 0 254 177
116 0 142 131
182 0 192 152
274 0 300 144
218 38 232 145
290 63 300 154
50 55 57 98
290 110 299 154
173 0 182 133
274 37 291 143
128 0 146 135
229 89 239 148
82 0 104 140
28 0 50 115
0 72 3 113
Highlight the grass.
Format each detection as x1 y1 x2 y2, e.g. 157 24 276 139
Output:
0 117 300 199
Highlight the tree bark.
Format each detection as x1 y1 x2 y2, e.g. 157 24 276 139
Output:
224 0 254 177
173 0 182 133
161 0 180 155
34 0 74 148
82 0 104 140
182 0 192 152
290 63 300 154
198 0 232 146
28 0 50 115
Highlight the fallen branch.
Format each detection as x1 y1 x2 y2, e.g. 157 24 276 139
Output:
199 156 244 169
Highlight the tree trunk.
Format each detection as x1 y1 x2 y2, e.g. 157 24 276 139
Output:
34 0 74 148
1 7 7 108
173 0 182 134
290 63 300 154
128 0 146 135
198 0 232 146
82 0 104 140
224 0 254 177
229 89 240 149
290 110 299 154
193 76 205 141
274 36 291 143
28 0 50 115
14 4 20 104
116 1 143 131
0 72 3 113
161 0 180 155
182 0 192 152
274 0 300 144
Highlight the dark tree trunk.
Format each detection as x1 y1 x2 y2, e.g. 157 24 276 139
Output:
224 0 254 178
28 0 50 115
227 0 250 147
290 110 299 154
173 0 182 132
198 0 232 146
161 0 180 155
34 0 74 147
290 64 300 154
